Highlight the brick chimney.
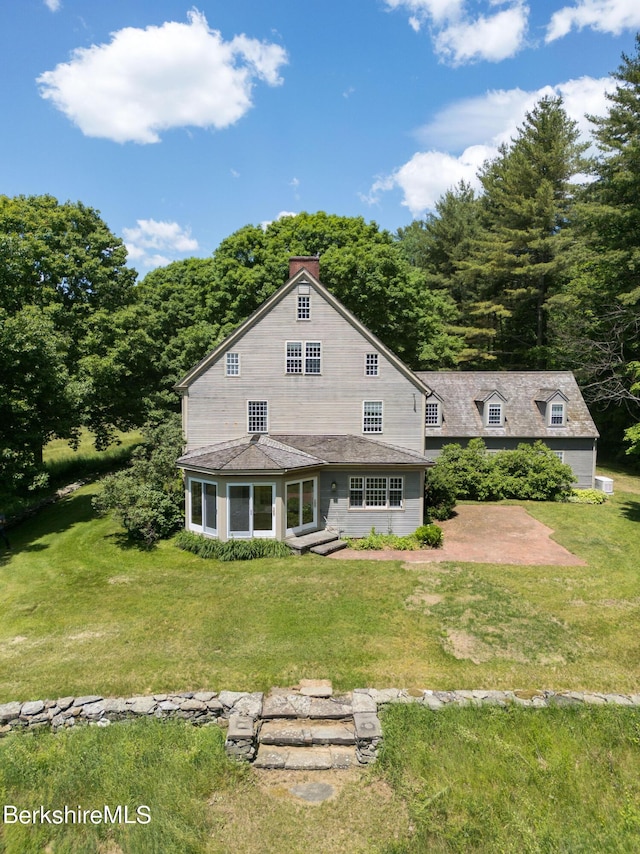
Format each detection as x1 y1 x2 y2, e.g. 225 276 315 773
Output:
289 255 320 280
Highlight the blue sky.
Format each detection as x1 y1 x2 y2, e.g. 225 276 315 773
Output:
1 1 639 272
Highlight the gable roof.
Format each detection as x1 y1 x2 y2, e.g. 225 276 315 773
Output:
417 371 598 439
177 433 430 474
174 266 431 395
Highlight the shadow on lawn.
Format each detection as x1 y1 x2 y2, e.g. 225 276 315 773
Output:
0 492 97 565
619 499 640 523
104 531 156 552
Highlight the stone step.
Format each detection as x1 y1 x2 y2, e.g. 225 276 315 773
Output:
310 539 348 556
261 694 353 719
259 719 355 747
253 744 358 771
285 529 338 555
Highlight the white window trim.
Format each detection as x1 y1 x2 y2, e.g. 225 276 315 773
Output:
225 352 240 377
187 477 218 536
247 400 268 434
285 341 322 375
297 294 311 321
362 400 383 434
552 450 565 462
348 475 404 510
549 402 566 427
226 482 276 539
425 400 441 427
285 476 318 535
486 402 503 427
365 353 379 377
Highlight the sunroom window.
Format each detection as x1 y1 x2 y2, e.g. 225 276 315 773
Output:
349 476 403 510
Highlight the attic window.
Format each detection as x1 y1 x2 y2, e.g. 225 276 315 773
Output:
487 403 503 426
365 353 379 376
550 402 565 426
297 294 310 320
225 352 240 376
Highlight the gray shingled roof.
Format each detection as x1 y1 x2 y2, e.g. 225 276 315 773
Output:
177 434 429 473
415 371 599 439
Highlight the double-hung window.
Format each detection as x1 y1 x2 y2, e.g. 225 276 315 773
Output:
225 352 240 376
365 353 379 376
297 295 310 320
363 401 383 433
349 476 404 510
550 403 565 426
487 403 503 426
286 342 321 375
425 401 440 426
247 401 268 433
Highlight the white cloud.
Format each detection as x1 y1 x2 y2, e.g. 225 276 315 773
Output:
384 0 529 63
546 0 640 41
260 211 297 230
366 75 615 216
123 219 199 268
44 0 61 11
435 4 529 65
37 9 288 144
384 0 466 27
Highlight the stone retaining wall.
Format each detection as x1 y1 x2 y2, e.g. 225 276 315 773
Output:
1 688 639 738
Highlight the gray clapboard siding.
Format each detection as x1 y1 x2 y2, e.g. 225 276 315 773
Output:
319 470 424 538
185 284 425 453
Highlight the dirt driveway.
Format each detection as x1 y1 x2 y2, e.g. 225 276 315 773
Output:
330 504 586 566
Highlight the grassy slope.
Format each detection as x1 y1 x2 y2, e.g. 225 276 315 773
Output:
1 468 640 700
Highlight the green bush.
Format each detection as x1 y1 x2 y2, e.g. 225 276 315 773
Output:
414 523 443 548
348 525 443 550
427 439 575 503
424 464 457 520
175 530 292 561
492 441 574 500
565 488 608 504
93 416 184 545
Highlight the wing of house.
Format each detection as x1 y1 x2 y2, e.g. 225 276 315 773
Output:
175 257 431 541
175 258 599 542
417 371 599 489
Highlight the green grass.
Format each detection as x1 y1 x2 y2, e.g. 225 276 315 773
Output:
1 708 639 853
43 429 143 488
378 703 640 853
1 467 640 700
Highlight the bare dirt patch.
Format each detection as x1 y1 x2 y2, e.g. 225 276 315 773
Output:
332 504 586 566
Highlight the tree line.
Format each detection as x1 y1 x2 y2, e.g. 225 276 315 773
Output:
2 38 640 503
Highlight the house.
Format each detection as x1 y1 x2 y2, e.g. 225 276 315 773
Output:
417 372 599 489
175 257 431 542
175 257 599 542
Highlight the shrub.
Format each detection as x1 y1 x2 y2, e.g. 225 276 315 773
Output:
348 525 443 550
93 416 184 545
564 488 608 504
175 530 292 561
414 523 443 548
424 464 457 520
491 441 574 501
427 439 576 504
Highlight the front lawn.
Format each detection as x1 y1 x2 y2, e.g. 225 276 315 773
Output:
0 468 639 700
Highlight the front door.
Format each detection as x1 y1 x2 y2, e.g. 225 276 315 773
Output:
228 483 275 538
285 477 317 535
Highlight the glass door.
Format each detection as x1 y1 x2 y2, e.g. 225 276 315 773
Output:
228 484 275 538
285 477 317 535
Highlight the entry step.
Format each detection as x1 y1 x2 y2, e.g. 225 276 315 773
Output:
285 529 339 555
310 539 348 556
253 745 357 770
259 719 355 747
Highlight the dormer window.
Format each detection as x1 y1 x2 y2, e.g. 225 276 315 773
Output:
487 402 503 426
425 400 441 426
550 402 565 426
